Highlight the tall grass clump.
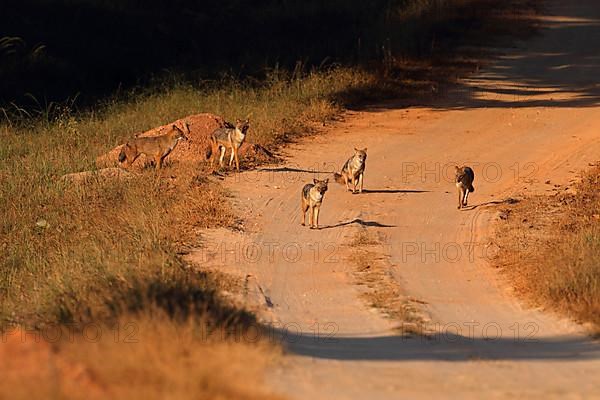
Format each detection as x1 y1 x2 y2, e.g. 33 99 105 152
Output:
496 167 600 332
1 310 283 400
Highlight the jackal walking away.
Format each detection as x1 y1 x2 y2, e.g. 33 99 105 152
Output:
118 123 189 170
455 165 475 209
301 178 329 229
206 119 250 171
333 148 367 193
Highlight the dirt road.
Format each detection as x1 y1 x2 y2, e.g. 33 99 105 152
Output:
190 1 600 398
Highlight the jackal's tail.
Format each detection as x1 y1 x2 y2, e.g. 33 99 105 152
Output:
333 172 345 184
205 135 217 160
118 145 127 163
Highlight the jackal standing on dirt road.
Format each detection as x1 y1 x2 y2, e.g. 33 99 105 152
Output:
118 123 189 170
333 148 367 193
206 119 250 171
301 178 329 229
455 165 475 209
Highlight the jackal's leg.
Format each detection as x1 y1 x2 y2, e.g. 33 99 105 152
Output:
209 143 217 168
301 200 309 226
218 146 226 167
234 146 240 171
344 175 351 191
457 188 463 209
155 155 163 170
463 189 470 207
358 173 364 193
229 146 235 167
159 151 171 170
313 207 320 229
350 174 357 193
308 206 314 227
126 154 140 169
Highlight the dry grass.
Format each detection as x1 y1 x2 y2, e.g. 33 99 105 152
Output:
349 229 426 336
1 311 282 400
0 159 238 325
0 67 384 327
0 69 385 397
0 59 437 399
495 166 600 333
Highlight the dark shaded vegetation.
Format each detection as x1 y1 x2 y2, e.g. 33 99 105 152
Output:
1 0 522 114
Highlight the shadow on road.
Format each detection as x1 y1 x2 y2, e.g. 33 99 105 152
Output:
360 188 430 194
461 197 520 211
320 218 396 229
257 166 334 175
274 330 600 362
355 5 600 112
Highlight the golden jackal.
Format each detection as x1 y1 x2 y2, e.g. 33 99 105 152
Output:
455 165 475 209
301 178 329 229
118 123 188 170
333 148 367 193
206 119 250 171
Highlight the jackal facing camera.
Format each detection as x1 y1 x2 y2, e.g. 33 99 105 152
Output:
455 165 475 209
301 178 329 229
206 119 250 171
333 148 367 194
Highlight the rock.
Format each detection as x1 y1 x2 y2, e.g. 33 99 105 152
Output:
95 113 278 172
35 219 49 229
96 113 225 171
60 167 133 185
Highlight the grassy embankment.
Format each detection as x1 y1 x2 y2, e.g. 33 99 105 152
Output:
495 167 600 334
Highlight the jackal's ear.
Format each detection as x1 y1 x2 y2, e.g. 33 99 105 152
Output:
454 165 460 171
313 178 319 184
324 178 329 184
362 147 367 152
